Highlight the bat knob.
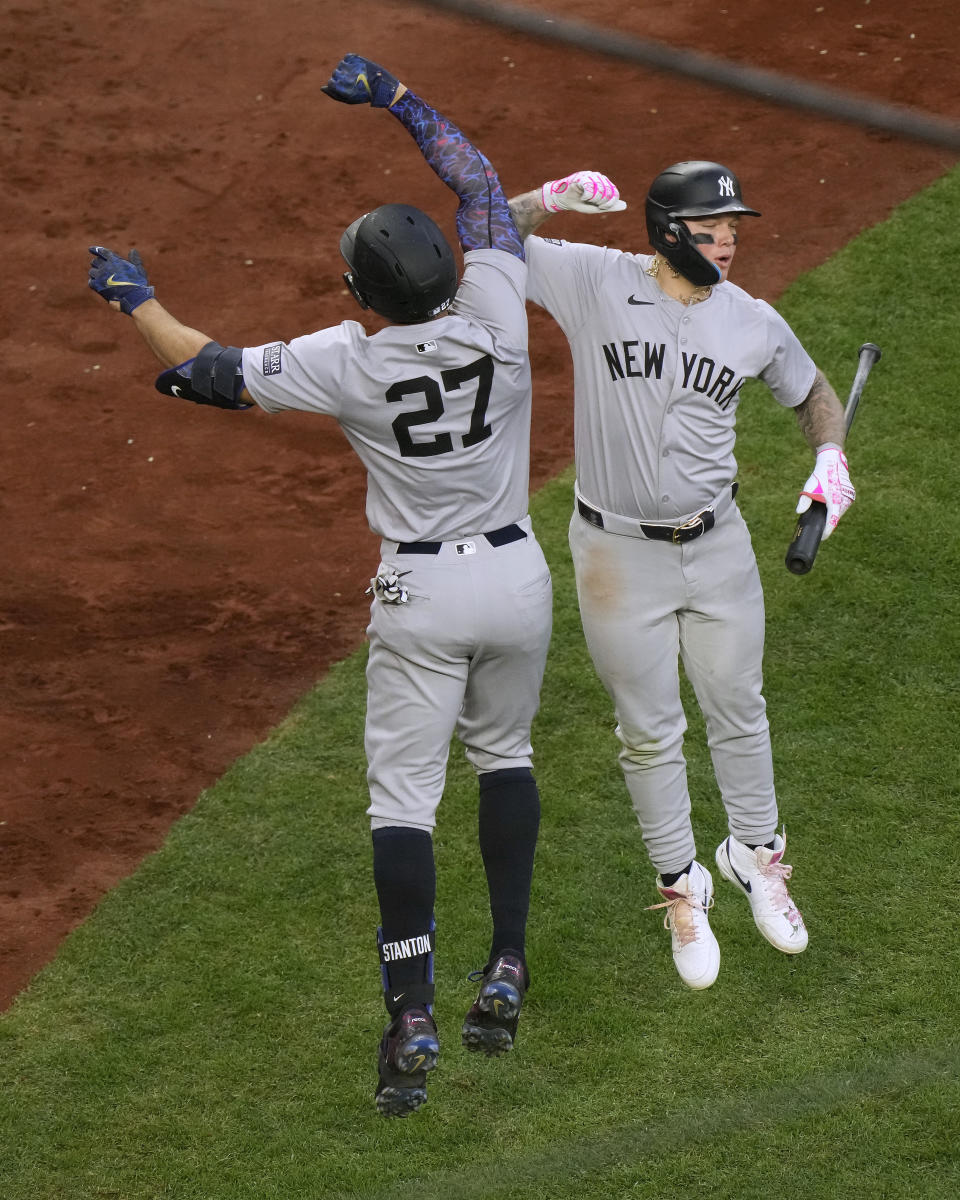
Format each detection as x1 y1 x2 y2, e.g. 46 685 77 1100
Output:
785 501 827 575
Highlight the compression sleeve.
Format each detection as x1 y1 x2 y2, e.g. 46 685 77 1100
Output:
388 90 524 260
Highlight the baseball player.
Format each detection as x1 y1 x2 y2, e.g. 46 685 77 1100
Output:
86 55 614 1117
506 161 855 989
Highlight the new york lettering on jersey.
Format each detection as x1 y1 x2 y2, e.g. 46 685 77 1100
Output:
600 338 745 410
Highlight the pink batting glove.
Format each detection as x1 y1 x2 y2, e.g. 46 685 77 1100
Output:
795 446 855 540
541 170 627 214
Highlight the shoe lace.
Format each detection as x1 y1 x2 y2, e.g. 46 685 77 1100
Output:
646 892 714 947
760 858 802 922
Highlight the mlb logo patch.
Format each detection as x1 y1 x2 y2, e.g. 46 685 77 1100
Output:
262 343 283 375
416 340 438 354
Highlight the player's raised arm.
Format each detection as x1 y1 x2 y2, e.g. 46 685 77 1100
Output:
322 53 522 259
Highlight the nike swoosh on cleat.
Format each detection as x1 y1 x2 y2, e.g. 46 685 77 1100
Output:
627 295 655 305
725 840 752 893
391 993 405 1005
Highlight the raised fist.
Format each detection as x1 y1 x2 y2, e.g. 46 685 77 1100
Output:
541 171 627 214
322 54 404 108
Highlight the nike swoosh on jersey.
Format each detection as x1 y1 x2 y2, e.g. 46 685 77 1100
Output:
627 295 655 305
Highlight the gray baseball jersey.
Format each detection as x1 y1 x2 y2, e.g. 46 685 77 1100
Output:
525 233 816 874
525 237 816 522
242 247 552 831
243 249 532 543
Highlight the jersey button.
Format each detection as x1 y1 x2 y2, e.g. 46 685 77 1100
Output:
662 449 670 457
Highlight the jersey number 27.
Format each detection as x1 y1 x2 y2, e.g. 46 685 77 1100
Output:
386 354 494 457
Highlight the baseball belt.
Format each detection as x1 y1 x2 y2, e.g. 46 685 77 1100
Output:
576 483 739 543
395 522 527 554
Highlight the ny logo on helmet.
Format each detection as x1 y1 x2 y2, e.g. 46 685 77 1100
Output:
718 176 736 197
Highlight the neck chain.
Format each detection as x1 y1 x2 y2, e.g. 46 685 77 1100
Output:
646 254 713 306
646 254 680 280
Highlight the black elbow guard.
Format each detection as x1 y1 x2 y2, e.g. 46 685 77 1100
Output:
155 341 252 409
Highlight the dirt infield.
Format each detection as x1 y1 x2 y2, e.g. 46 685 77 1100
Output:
1 0 955 1008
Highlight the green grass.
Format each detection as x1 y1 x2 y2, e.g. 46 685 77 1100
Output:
3 167 960 1198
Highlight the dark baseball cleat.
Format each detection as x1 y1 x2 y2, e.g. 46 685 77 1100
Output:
461 953 528 1057
375 1006 440 1117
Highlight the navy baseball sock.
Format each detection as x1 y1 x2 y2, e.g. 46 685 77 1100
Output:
659 862 694 888
477 767 540 968
372 826 436 1017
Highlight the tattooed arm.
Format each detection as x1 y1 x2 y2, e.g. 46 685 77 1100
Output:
508 190 554 240
794 369 846 450
793 368 855 536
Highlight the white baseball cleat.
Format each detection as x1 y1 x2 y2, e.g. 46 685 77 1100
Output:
715 830 808 954
648 860 720 990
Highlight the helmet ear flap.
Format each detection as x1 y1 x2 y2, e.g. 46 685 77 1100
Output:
342 270 370 311
648 212 721 287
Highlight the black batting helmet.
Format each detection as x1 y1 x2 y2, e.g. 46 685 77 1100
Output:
645 161 760 287
339 203 458 324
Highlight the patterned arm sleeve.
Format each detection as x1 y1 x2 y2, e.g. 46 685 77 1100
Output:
388 90 524 260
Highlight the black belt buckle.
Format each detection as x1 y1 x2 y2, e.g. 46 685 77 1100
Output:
671 508 715 544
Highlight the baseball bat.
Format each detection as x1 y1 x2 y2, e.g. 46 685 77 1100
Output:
784 341 882 575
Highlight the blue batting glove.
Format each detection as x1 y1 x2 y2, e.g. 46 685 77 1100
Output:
321 54 403 108
87 245 155 315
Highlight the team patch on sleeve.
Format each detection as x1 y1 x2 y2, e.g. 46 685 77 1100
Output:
262 343 284 375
